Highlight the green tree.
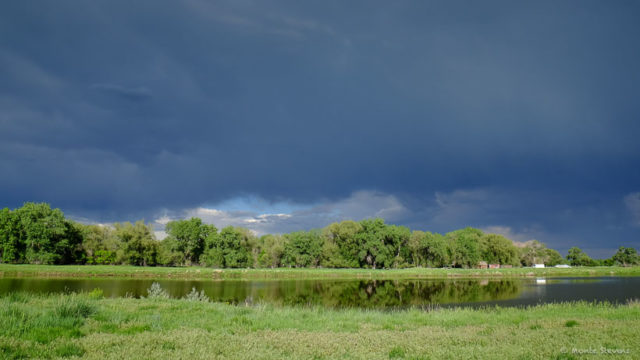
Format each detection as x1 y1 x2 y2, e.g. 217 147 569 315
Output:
202 226 252 268
355 219 391 269
19 203 67 264
200 247 224 267
566 247 595 266
257 234 285 268
323 221 363 267
423 232 449 268
593 257 614 266
320 238 351 268
165 218 216 265
81 224 119 265
224 227 253 268
157 236 185 266
544 248 565 266
479 234 519 266
611 247 639 267
282 230 323 267
406 230 448 267
518 240 549 266
385 225 411 268
0 207 23 263
407 230 426 266
57 220 86 264
114 221 158 266
245 230 261 268
8 203 83 265
350 219 411 269
446 228 482 268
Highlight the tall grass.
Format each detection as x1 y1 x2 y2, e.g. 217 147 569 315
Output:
0 293 96 358
1 291 639 359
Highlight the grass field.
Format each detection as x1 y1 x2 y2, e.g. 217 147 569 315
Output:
1 290 638 359
1 264 639 280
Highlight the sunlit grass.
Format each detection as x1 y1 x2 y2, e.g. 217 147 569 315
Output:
1 264 639 280
1 291 638 359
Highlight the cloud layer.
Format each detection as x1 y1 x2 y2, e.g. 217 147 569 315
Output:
1 1 639 257
153 191 407 237
625 193 640 227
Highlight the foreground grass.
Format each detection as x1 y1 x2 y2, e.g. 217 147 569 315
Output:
1 264 639 280
1 292 639 359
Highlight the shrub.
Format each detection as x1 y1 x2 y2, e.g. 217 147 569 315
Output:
184 287 209 302
146 282 170 299
88 288 104 299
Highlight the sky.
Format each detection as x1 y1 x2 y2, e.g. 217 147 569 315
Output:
1 1 639 257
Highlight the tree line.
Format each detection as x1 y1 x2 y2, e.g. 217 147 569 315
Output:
1 203 638 268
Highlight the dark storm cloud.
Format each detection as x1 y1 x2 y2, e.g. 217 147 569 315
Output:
1 0 639 256
89 83 152 102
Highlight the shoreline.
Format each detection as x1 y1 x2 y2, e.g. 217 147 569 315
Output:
1 264 639 280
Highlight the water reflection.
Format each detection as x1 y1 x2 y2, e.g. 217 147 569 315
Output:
246 279 524 308
0 277 521 308
1 276 639 309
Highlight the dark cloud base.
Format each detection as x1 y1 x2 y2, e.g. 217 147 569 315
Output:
1 1 639 257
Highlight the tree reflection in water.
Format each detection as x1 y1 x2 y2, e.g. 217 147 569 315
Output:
0 277 523 309
252 279 522 308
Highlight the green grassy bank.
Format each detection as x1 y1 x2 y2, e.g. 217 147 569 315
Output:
1 291 638 359
1 264 640 280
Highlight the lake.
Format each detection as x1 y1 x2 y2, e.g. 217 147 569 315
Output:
0 276 638 309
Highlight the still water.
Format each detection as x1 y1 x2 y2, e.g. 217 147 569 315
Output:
0 276 638 309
